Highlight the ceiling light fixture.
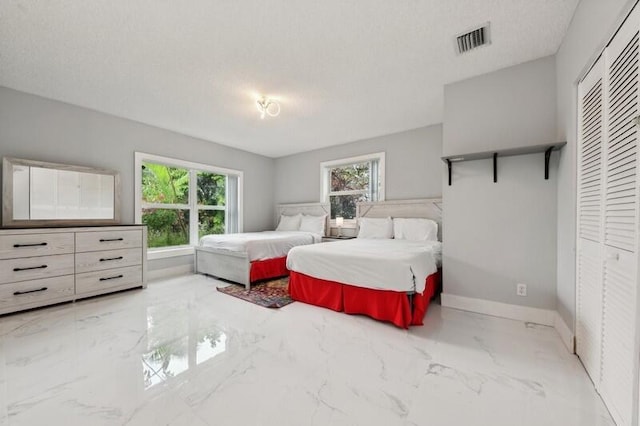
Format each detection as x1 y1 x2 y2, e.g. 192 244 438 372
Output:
256 96 280 119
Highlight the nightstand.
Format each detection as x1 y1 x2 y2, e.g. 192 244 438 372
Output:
321 236 357 242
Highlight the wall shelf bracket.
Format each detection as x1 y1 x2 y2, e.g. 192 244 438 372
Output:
544 146 553 180
493 152 498 183
441 142 566 186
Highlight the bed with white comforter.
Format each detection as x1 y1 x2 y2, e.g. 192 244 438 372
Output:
286 238 441 294
200 231 322 261
286 198 443 328
195 202 330 289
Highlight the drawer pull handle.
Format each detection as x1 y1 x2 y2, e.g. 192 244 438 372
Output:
99 256 124 262
13 287 48 296
13 242 48 248
13 265 48 272
99 274 124 282
99 238 124 242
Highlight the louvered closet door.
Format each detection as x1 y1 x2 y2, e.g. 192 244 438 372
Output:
600 6 640 426
576 56 605 386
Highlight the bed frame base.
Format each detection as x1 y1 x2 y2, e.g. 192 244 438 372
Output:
195 247 251 289
195 202 330 289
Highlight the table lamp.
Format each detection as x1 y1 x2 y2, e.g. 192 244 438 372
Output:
336 216 344 237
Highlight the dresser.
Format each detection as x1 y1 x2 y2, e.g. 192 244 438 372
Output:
0 225 146 315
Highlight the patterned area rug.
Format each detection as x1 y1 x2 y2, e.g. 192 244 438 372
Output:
216 277 294 308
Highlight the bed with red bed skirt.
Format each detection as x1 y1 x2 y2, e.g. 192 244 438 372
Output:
286 238 442 328
195 230 322 290
249 256 289 282
288 270 440 329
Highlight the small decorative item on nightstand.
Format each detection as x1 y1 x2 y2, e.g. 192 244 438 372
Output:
336 216 344 237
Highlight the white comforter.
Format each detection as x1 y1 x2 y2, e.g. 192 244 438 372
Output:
199 231 321 261
286 239 441 294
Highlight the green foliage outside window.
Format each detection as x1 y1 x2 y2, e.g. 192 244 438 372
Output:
330 162 369 191
142 163 189 204
330 194 369 220
142 208 190 247
141 163 226 248
197 172 225 206
329 162 370 219
197 172 226 238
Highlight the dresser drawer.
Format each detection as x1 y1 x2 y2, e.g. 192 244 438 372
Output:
75 248 142 274
76 230 142 252
0 233 74 260
0 254 75 284
0 275 75 313
76 265 143 296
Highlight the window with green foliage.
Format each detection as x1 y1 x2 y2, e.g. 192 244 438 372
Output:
321 153 385 220
135 153 242 250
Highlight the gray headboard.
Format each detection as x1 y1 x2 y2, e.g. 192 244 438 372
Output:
276 202 331 236
356 198 443 241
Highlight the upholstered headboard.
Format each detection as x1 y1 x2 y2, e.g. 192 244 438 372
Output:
276 202 331 236
356 198 443 241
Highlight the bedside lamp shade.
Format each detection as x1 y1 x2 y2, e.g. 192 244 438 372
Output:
335 216 344 237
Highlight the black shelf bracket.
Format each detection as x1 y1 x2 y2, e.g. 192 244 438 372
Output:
493 153 498 183
441 142 566 186
544 146 553 180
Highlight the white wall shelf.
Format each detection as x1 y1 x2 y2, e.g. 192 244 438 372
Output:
441 142 566 185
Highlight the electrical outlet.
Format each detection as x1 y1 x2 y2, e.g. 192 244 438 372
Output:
517 283 527 297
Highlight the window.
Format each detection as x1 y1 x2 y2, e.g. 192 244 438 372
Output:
320 152 385 221
135 153 243 255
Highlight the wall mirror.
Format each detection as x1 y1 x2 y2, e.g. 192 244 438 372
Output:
2 157 121 227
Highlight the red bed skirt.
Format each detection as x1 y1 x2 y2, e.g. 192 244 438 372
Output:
250 256 289 282
288 270 440 329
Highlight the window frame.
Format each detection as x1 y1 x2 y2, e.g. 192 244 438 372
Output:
134 152 243 259
320 152 385 226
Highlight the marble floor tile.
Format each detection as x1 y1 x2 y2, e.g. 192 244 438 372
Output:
0 274 614 426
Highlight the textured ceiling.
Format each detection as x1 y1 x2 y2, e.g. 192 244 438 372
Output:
0 0 579 158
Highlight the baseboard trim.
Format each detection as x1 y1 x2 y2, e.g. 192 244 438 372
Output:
441 293 555 326
554 312 575 353
147 264 193 282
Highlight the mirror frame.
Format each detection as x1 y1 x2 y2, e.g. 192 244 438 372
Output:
2 157 121 227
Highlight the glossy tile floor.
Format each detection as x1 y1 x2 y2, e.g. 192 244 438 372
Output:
0 274 614 426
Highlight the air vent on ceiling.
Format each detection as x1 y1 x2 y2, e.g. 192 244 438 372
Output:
456 23 491 54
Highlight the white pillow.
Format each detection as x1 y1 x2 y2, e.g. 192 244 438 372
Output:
357 217 393 239
393 218 438 241
276 214 302 231
299 214 327 235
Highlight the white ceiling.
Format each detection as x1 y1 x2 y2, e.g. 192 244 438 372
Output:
0 0 579 158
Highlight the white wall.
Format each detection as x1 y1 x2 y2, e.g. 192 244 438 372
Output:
274 125 443 204
0 86 276 272
555 0 633 329
444 56 557 156
443 56 559 310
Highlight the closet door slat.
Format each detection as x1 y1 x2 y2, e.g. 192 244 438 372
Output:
604 30 638 252
599 9 640 425
578 77 604 242
576 56 605 386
